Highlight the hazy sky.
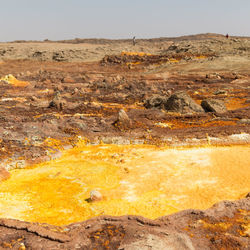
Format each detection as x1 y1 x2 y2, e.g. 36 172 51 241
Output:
1 0 249 41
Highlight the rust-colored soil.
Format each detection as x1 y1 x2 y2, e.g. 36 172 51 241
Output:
0 198 249 249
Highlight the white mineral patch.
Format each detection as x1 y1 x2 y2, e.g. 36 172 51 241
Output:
185 148 212 167
0 195 30 220
228 133 250 141
193 179 218 186
120 181 137 202
155 147 212 168
1 98 14 101
124 191 137 202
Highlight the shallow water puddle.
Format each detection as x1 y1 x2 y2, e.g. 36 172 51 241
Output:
0 143 249 226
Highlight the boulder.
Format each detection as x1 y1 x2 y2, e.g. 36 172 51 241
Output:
206 73 221 79
68 120 88 131
90 190 102 202
52 51 67 62
144 95 167 109
237 119 250 125
214 89 227 95
114 109 132 128
201 99 227 113
164 91 204 113
62 76 75 83
48 91 65 110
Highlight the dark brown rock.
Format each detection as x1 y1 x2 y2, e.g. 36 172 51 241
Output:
201 99 227 113
48 91 65 110
164 91 204 113
144 95 167 109
114 109 132 129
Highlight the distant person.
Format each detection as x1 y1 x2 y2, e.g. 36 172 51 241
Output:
226 33 229 39
132 36 136 46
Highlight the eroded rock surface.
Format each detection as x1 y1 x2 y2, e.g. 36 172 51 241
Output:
165 91 204 114
201 98 227 113
113 109 132 129
144 95 167 109
0 198 249 249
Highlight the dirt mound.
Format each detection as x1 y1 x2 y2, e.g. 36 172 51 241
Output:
101 53 171 66
163 37 250 57
0 198 248 249
100 51 215 66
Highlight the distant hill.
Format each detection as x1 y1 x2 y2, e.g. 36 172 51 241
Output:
9 33 250 44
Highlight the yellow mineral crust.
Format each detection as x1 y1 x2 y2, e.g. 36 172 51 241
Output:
121 51 152 56
0 143 249 226
0 74 29 87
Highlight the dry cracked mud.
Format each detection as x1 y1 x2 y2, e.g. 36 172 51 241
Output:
0 33 249 249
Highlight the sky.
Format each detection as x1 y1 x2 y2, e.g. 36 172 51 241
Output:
0 0 249 41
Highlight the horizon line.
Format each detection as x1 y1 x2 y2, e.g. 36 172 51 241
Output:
1 32 250 43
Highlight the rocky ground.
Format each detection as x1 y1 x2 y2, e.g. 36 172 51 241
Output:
0 34 249 249
0 198 249 249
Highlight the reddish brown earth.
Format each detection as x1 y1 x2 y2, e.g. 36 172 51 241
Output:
0 34 249 249
0 59 249 166
0 198 249 249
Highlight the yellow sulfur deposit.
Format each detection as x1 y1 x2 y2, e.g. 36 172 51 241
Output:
0 74 29 87
0 142 249 226
121 51 152 56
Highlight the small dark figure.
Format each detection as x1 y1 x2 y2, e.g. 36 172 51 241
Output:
132 36 136 46
226 33 229 39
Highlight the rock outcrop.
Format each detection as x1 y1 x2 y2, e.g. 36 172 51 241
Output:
90 190 103 202
48 91 65 111
113 109 132 129
144 95 167 109
201 98 227 113
0 198 248 249
164 91 204 114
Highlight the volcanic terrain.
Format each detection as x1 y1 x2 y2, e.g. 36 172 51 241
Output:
0 33 249 249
